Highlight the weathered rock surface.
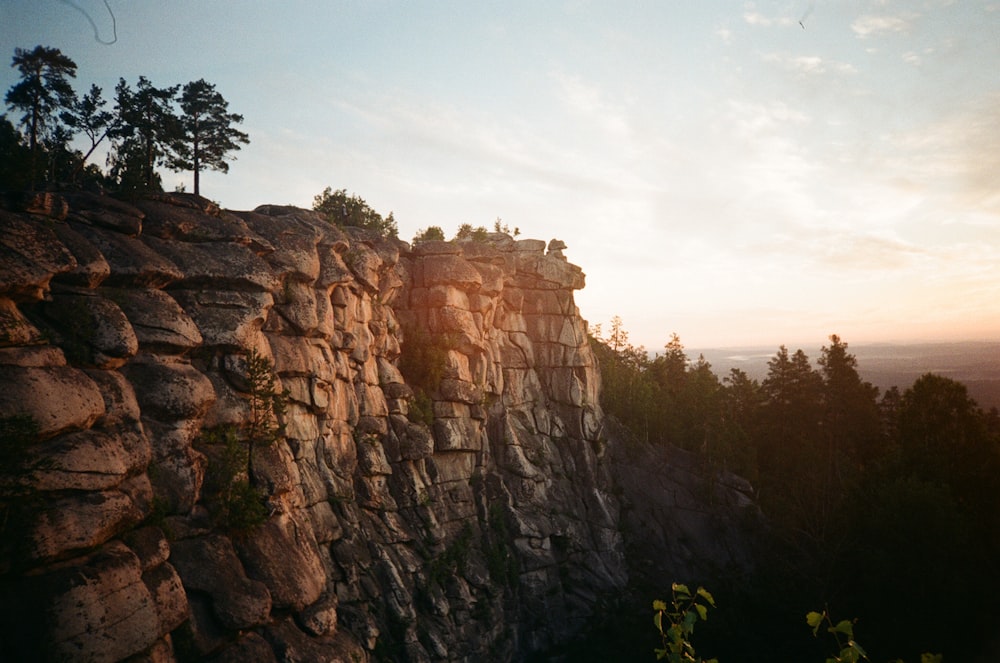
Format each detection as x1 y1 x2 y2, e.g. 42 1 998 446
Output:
0 192 627 661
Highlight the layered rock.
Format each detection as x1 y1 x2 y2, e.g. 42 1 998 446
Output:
0 192 626 661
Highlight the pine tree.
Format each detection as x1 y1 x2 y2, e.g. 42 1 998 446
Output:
4 45 77 186
111 76 179 192
170 79 249 196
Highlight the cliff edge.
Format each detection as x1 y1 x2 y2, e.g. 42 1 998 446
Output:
0 192 626 662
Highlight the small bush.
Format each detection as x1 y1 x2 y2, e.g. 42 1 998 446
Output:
412 225 445 244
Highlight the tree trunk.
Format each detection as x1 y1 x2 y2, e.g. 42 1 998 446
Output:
193 141 200 196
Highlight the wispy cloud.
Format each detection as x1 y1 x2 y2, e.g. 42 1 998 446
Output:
851 13 917 38
762 53 858 76
816 233 926 271
550 71 634 142
880 93 1000 214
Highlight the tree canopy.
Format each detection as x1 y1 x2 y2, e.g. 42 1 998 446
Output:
169 78 249 195
4 45 77 186
1 44 249 197
589 319 1000 661
312 187 398 238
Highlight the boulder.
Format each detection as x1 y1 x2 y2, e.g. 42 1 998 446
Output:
124 357 215 422
0 364 105 439
51 222 112 288
110 288 203 352
169 534 273 630
233 510 326 611
39 292 138 369
0 210 76 300
8 541 163 662
71 223 183 288
24 474 151 562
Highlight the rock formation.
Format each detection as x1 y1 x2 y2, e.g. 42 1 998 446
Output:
0 192 628 661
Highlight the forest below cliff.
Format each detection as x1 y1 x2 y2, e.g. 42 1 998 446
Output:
579 318 1000 662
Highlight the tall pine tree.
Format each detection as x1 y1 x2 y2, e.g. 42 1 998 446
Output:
170 79 248 196
4 45 77 187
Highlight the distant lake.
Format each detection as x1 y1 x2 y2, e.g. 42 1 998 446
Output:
686 341 1000 411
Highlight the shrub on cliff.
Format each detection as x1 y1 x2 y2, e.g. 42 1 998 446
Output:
412 225 445 244
313 186 398 238
196 348 286 533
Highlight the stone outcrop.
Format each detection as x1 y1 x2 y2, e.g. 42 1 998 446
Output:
0 192 626 661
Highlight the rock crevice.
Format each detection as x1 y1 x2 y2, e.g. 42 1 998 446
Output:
0 193 625 662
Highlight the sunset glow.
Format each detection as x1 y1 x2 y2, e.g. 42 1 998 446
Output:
3 1 998 348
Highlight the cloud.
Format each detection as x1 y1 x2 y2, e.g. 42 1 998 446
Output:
851 13 916 38
881 93 1000 214
762 53 858 76
550 71 633 142
816 233 926 270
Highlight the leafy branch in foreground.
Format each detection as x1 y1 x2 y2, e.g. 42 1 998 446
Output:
653 583 718 663
806 609 941 663
652 586 943 663
807 609 869 663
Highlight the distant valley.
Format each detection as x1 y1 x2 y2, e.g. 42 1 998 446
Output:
691 341 1000 411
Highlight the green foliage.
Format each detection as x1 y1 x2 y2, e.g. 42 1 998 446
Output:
110 76 180 193
453 222 489 242
195 350 284 533
427 523 474 587
169 78 249 195
1 44 249 195
4 45 77 186
492 218 520 236
397 325 456 425
224 478 269 533
0 115 32 189
597 317 1000 660
807 610 869 663
412 225 445 244
243 347 288 480
653 583 718 663
197 425 268 533
408 388 435 427
806 609 941 663
312 186 398 238
483 503 519 585
60 83 114 181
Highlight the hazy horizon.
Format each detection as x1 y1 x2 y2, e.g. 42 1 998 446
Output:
3 1 999 349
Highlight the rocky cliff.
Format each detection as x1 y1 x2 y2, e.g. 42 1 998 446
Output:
0 192 627 662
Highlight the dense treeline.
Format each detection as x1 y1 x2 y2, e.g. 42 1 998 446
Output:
2 45 247 197
589 317 1000 661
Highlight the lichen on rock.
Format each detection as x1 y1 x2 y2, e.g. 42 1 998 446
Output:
0 191 627 662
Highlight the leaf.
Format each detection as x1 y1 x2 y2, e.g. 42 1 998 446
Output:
683 609 698 632
653 599 668 611
672 582 691 598
848 640 867 658
654 611 663 633
831 619 854 638
806 611 825 635
696 587 716 606
695 604 708 621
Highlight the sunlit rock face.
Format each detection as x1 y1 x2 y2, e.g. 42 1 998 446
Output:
0 192 626 661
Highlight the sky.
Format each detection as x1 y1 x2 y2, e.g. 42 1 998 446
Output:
3 1 999 350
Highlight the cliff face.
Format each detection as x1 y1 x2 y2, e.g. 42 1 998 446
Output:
0 192 626 662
